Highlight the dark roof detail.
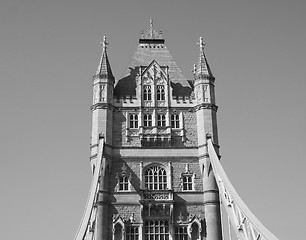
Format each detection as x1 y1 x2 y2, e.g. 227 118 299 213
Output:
95 36 114 80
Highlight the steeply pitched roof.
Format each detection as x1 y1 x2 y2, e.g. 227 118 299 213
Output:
195 37 214 79
114 20 192 97
95 36 114 80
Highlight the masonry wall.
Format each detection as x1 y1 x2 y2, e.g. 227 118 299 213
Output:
108 156 205 226
112 109 198 148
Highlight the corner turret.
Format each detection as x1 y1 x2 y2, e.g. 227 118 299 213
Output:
91 36 114 168
194 37 222 240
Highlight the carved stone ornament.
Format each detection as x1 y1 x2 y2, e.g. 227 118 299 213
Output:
142 60 167 84
144 193 169 200
144 129 153 134
196 86 202 103
144 101 152 107
99 84 105 102
130 129 139 136
157 129 167 134
93 84 106 103
157 101 166 107
93 85 99 104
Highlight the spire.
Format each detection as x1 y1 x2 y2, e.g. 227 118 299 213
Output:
196 37 214 80
95 36 114 79
139 18 164 44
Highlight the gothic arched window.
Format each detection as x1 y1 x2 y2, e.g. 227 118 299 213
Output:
118 176 129 191
129 114 139 129
114 223 123 240
145 165 167 190
144 114 152 127
157 85 165 100
171 114 180 128
190 222 199 240
182 175 193 191
157 114 166 127
143 85 152 101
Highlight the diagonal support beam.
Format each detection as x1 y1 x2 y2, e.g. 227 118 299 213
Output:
207 139 279 240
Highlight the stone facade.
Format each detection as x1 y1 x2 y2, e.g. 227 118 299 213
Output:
89 21 222 240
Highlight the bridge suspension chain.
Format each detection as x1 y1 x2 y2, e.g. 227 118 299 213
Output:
207 139 279 240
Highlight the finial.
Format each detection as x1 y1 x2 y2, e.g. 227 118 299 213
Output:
178 212 184 222
121 163 127 176
129 213 135 223
195 36 213 79
149 18 153 38
100 36 109 50
185 163 190 173
197 37 205 50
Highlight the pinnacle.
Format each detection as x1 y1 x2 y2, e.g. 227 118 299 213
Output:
195 37 213 79
95 36 114 79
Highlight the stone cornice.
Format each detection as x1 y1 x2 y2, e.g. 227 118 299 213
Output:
194 74 215 83
194 103 218 112
113 106 195 112
92 74 115 82
91 103 115 111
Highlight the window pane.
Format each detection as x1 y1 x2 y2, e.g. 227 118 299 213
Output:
143 85 152 101
126 226 139 240
129 114 138 129
144 166 167 190
174 227 188 240
182 175 193 191
144 220 169 240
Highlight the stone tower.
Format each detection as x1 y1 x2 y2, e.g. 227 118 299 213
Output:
86 20 222 240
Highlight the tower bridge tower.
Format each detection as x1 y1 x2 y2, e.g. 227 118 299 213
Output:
77 20 223 240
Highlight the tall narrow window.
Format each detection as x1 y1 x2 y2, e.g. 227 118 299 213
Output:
175 226 188 240
182 175 193 191
144 220 169 240
171 114 180 128
129 114 138 129
114 224 123 240
144 114 152 127
126 226 139 240
157 85 165 100
191 223 199 240
119 176 129 191
157 114 166 127
145 166 167 190
143 85 152 101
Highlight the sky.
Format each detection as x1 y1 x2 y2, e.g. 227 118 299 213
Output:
0 0 305 239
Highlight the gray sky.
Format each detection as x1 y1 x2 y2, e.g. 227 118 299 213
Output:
0 0 305 239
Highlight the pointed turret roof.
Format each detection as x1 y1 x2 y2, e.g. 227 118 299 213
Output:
114 20 192 97
95 36 114 80
195 37 214 80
